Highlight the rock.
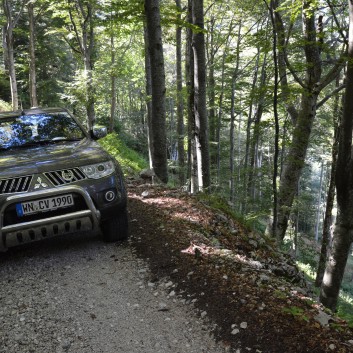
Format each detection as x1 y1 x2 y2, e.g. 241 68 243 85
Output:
240 322 247 329
248 240 258 248
314 310 331 327
140 169 155 180
141 190 149 198
158 303 169 312
231 328 240 335
165 281 173 288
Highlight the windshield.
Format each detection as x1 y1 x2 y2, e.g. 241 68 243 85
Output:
0 112 85 150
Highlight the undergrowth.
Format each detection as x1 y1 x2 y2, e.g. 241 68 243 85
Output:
0 100 11 112
99 133 148 176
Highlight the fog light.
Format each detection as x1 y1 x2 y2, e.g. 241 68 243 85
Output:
105 190 116 202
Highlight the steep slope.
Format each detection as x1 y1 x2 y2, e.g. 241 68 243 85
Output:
128 180 353 353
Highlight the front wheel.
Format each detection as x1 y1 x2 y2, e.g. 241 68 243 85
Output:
101 209 129 242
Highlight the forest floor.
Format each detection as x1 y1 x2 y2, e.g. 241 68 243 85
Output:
127 179 353 353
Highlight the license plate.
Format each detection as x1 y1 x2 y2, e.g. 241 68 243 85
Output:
16 194 74 217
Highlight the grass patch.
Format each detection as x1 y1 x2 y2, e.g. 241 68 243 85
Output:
99 133 148 177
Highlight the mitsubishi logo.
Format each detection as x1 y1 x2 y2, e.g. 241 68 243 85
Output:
34 177 48 189
61 170 74 182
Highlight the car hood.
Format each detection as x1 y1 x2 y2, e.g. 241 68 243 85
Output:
0 139 110 178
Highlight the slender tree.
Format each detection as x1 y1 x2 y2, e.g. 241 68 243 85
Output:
320 0 353 311
186 0 197 192
315 89 340 287
28 0 38 107
2 0 24 110
175 0 185 185
144 25 153 169
110 35 116 133
67 0 96 129
144 0 168 183
192 0 210 191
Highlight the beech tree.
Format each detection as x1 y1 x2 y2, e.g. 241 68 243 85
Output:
62 0 97 129
320 0 353 311
2 0 24 110
191 0 210 191
175 0 185 186
28 0 38 108
144 0 168 183
271 0 346 242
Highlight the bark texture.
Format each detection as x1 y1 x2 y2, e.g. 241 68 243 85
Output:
192 0 210 191
186 0 197 193
3 0 22 110
319 0 353 310
144 0 168 183
176 0 185 186
28 1 38 108
68 0 96 130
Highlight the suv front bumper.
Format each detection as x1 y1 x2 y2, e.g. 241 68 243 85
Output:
0 186 101 251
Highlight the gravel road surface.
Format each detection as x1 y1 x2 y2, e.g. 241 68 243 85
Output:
0 232 226 353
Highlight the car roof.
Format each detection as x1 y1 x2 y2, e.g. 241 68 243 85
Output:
0 107 69 119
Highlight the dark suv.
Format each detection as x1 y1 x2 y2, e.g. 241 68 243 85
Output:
0 107 128 251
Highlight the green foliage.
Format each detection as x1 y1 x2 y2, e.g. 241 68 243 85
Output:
337 291 353 327
0 99 11 112
282 305 309 322
99 133 148 177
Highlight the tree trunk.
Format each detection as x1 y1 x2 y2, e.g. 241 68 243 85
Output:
269 0 280 238
192 0 210 191
145 0 168 183
229 23 242 203
186 0 197 193
248 55 267 202
83 3 95 130
28 1 38 108
275 92 319 241
207 16 216 146
144 25 153 169
320 0 353 311
175 0 185 186
315 94 340 287
3 0 20 110
229 74 236 203
320 212 353 311
314 161 324 242
68 0 96 130
110 36 116 134
273 0 326 242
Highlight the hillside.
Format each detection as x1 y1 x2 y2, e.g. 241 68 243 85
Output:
127 178 353 353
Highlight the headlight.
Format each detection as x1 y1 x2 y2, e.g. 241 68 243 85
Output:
80 161 115 179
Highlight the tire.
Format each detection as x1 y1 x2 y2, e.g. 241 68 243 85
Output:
101 209 129 242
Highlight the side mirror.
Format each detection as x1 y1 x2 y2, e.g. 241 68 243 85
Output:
91 126 107 140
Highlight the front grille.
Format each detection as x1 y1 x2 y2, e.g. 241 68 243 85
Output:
0 176 32 195
44 168 86 186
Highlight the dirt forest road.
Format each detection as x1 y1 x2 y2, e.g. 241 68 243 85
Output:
0 230 226 353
